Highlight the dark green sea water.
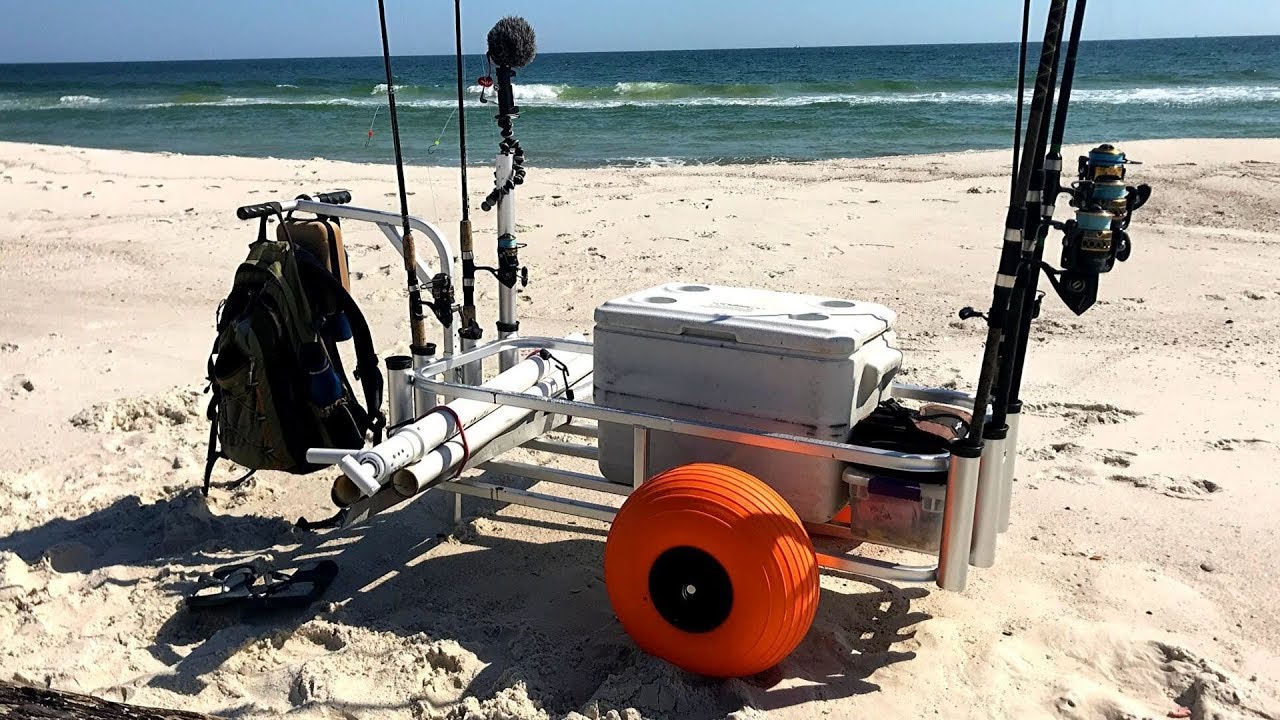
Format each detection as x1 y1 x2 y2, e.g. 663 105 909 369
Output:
1 36 1276 167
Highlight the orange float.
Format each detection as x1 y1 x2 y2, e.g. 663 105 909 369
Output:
603 463 819 678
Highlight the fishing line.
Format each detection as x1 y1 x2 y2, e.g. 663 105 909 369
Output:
364 105 381 148
426 107 458 155
417 107 459 222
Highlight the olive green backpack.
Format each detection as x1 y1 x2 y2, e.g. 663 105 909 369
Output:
202 215 384 495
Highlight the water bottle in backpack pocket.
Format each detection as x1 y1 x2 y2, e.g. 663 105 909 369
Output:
300 341 344 408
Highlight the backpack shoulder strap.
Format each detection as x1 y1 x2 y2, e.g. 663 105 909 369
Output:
202 391 220 496
293 250 386 441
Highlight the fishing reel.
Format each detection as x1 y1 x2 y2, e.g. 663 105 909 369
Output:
1043 144 1152 315
428 272 456 327
473 250 529 290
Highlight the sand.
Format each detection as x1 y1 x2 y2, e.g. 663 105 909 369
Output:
0 137 1278 720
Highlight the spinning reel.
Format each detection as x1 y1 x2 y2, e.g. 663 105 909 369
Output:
1043 144 1152 314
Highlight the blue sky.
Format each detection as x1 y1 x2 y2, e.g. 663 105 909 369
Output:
1 0 1277 63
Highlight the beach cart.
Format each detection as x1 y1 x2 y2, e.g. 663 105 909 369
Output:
217 0 1149 677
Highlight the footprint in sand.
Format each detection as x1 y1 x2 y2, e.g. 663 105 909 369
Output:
1026 442 1136 468
1036 627 1275 720
1108 473 1221 499
1209 437 1275 451
7 374 36 395
1026 401 1141 438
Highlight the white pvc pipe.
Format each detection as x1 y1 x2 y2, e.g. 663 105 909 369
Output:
496 152 516 239
391 354 592 497
312 344 579 498
969 436 1005 568
308 448 355 465
495 151 519 373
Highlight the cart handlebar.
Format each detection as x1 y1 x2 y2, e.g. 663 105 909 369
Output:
236 190 352 220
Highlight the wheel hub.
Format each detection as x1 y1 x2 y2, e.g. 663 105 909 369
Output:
648 546 733 633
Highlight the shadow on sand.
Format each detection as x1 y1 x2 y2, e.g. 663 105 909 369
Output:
0 488 296 575
6 470 930 718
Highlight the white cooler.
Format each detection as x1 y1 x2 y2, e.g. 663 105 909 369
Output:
593 282 902 523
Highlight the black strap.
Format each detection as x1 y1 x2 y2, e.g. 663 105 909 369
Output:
293 250 386 442
202 394 220 497
201 356 257 495
202 347 222 496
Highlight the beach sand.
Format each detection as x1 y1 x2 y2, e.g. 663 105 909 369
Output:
1 138 1278 719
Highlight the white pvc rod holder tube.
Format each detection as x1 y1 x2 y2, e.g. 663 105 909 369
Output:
937 450 981 592
968 436 1006 568
392 354 592 496
999 412 1021 533
308 350 572 497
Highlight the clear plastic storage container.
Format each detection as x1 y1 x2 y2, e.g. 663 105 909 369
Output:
843 469 947 554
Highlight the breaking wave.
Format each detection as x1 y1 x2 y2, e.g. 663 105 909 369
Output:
58 95 107 106
7 83 1278 113
464 82 567 101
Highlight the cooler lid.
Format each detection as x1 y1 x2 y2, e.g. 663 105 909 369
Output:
593 283 896 356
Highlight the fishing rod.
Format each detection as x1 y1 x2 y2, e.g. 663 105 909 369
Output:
998 0 1089 447
1004 0 1154 405
375 0 438 409
953 0 1068 573
960 0 1069 455
454 0 484 385
1009 0 1031 197
984 0 1071 447
479 16 536 372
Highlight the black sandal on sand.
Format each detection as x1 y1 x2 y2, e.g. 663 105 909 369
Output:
186 560 338 611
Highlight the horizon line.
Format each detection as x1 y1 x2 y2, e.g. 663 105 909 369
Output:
2 32 1275 66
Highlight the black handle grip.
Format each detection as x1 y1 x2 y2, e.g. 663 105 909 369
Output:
315 190 352 205
236 201 283 221
236 191 350 221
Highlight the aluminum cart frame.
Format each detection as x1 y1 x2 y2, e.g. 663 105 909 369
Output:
262 196 1016 595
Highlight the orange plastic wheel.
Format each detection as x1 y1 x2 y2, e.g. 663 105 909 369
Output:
604 463 819 677
832 504 852 525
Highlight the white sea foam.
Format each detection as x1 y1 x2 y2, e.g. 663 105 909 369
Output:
275 83 299 88
570 85 1280 108
609 155 689 168
1073 85 1280 105
465 83 567 101
614 81 674 93
58 95 107 107
16 83 1274 114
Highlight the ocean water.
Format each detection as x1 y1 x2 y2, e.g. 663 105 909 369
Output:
1 36 1277 167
